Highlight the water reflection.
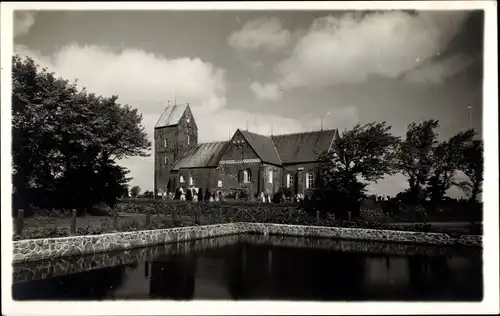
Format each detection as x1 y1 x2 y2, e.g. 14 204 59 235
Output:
12 238 483 301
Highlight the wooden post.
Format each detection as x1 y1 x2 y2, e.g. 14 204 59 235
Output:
70 209 77 235
316 210 320 225
194 207 200 225
172 207 178 227
16 209 24 236
113 209 118 230
145 211 151 229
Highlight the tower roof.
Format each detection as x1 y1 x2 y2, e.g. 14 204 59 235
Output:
155 103 188 128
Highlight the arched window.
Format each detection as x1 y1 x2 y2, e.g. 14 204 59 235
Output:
164 138 168 148
245 169 252 183
268 169 273 184
164 156 168 165
286 173 294 188
187 135 190 145
217 180 223 188
189 176 194 186
306 172 315 189
180 175 185 183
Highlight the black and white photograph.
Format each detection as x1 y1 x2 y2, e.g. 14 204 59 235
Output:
1 1 498 315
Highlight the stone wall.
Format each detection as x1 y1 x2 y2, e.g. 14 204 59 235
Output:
12 223 482 264
13 233 480 284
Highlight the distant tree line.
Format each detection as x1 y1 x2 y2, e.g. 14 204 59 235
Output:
311 119 483 220
12 55 151 216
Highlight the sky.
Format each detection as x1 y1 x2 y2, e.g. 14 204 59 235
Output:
12 9 484 196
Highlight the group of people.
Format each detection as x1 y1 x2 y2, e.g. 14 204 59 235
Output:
160 187 306 204
161 187 224 203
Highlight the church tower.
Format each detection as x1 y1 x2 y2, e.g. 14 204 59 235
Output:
154 103 198 196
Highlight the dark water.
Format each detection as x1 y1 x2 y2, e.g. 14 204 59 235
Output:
12 235 483 301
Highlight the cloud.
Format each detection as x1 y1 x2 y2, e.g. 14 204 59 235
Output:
249 81 283 101
15 43 305 191
403 53 476 84
253 11 471 95
14 44 228 190
196 109 304 142
228 17 291 51
14 11 36 37
303 106 359 132
250 60 265 68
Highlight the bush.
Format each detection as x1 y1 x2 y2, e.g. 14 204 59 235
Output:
87 203 113 216
77 224 107 236
278 186 294 198
360 208 390 223
186 189 193 201
14 228 70 241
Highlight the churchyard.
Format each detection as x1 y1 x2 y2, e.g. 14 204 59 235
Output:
13 197 482 241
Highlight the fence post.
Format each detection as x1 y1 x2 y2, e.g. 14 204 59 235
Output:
113 209 118 231
316 210 320 225
70 209 77 235
145 210 151 229
172 207 178 227
16 209 24 236
194 207 200 225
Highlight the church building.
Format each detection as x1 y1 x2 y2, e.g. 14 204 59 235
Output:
154 103 340 198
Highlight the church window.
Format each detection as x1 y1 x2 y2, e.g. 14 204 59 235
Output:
164 157 168 165
238 170 244 183
245 169 251 183
180 175 185 183
286 173 294 188
187 135 190 145
189 176 194 186
306 172 315 189
164 138 168 148
268 169 273 184
217 180 223 188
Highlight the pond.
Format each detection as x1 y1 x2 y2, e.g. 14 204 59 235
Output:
12 234 483 301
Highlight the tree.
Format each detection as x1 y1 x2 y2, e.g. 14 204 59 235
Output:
130 186 141 198
11 55 150 213
426 129 476 207
456 139 483 202
395 120 440 203
318 122 399 218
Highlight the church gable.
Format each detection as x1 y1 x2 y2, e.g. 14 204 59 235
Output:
218 130 261 165
239 130 282 166
178 105 198 132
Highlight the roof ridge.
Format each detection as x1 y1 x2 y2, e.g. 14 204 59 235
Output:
272 128 337 137
198 140 229 145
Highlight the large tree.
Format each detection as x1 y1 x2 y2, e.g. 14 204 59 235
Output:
317 122 399 218
426 129 476 207
130 186 141 198
12 55 150 213
456 138 484 202
395 120 440 203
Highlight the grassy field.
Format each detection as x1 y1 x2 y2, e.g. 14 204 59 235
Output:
14 212 213 240
13 200 482 240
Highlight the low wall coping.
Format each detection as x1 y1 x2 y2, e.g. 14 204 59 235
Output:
12 222 482 263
